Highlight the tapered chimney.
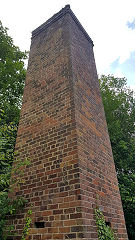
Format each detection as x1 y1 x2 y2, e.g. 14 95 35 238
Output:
9 5 128 240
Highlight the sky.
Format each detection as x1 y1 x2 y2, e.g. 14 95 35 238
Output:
1 0 135 90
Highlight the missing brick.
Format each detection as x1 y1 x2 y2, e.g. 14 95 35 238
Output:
35 222 45 228
105 221 111 227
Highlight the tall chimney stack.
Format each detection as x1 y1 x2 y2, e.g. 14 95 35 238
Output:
9 5 128 240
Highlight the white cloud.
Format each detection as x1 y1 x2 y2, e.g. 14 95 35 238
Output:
129 85 135 92
0 0 135 86
83 0 135 74
113 68 125 78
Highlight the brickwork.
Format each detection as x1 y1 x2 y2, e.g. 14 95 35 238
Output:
8 5 128 240
69 13 128 240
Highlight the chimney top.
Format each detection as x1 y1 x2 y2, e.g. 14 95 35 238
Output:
32 5 93 46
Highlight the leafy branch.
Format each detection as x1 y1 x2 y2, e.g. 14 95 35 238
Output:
95 207 117 240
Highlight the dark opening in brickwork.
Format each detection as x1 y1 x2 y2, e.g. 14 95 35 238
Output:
105 221 111 227
35 222 45 228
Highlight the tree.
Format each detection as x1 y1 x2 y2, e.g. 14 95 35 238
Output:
0 20 27 125
0 20 27 171
100 75 135 240
0 21 27 239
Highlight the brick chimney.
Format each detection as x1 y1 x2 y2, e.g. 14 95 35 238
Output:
9 5 128 240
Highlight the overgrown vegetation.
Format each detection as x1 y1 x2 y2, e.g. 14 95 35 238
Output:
0 21 28 239
100 75 135 239
21 209 32 240
95 207 116 240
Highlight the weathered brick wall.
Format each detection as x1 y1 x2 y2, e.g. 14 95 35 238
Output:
8 5 128 240
9 11 83 240
68 13 128 240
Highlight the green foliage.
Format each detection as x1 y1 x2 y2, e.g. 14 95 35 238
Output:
0 21 27 125
0 125 30 239
0 147 30 239
0 109 16 170
0 20 27 176
100 75 135 239
0 20 28 239
21 210 32 240
95 208 116 240
0 194 27 240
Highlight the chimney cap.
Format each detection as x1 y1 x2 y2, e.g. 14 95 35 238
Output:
32 5 93 46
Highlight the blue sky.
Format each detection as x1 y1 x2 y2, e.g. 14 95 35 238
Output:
127 19 135 30
0 0 135 89
110 50 135 86
109 19 135 88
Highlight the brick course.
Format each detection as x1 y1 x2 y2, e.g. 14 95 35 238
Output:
8 5 128 240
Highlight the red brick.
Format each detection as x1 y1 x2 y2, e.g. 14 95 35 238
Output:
48 228 58 233
42 211 53 216
53 234 63 239
64 220 76 226
41 234 52 240
8 5 128 240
